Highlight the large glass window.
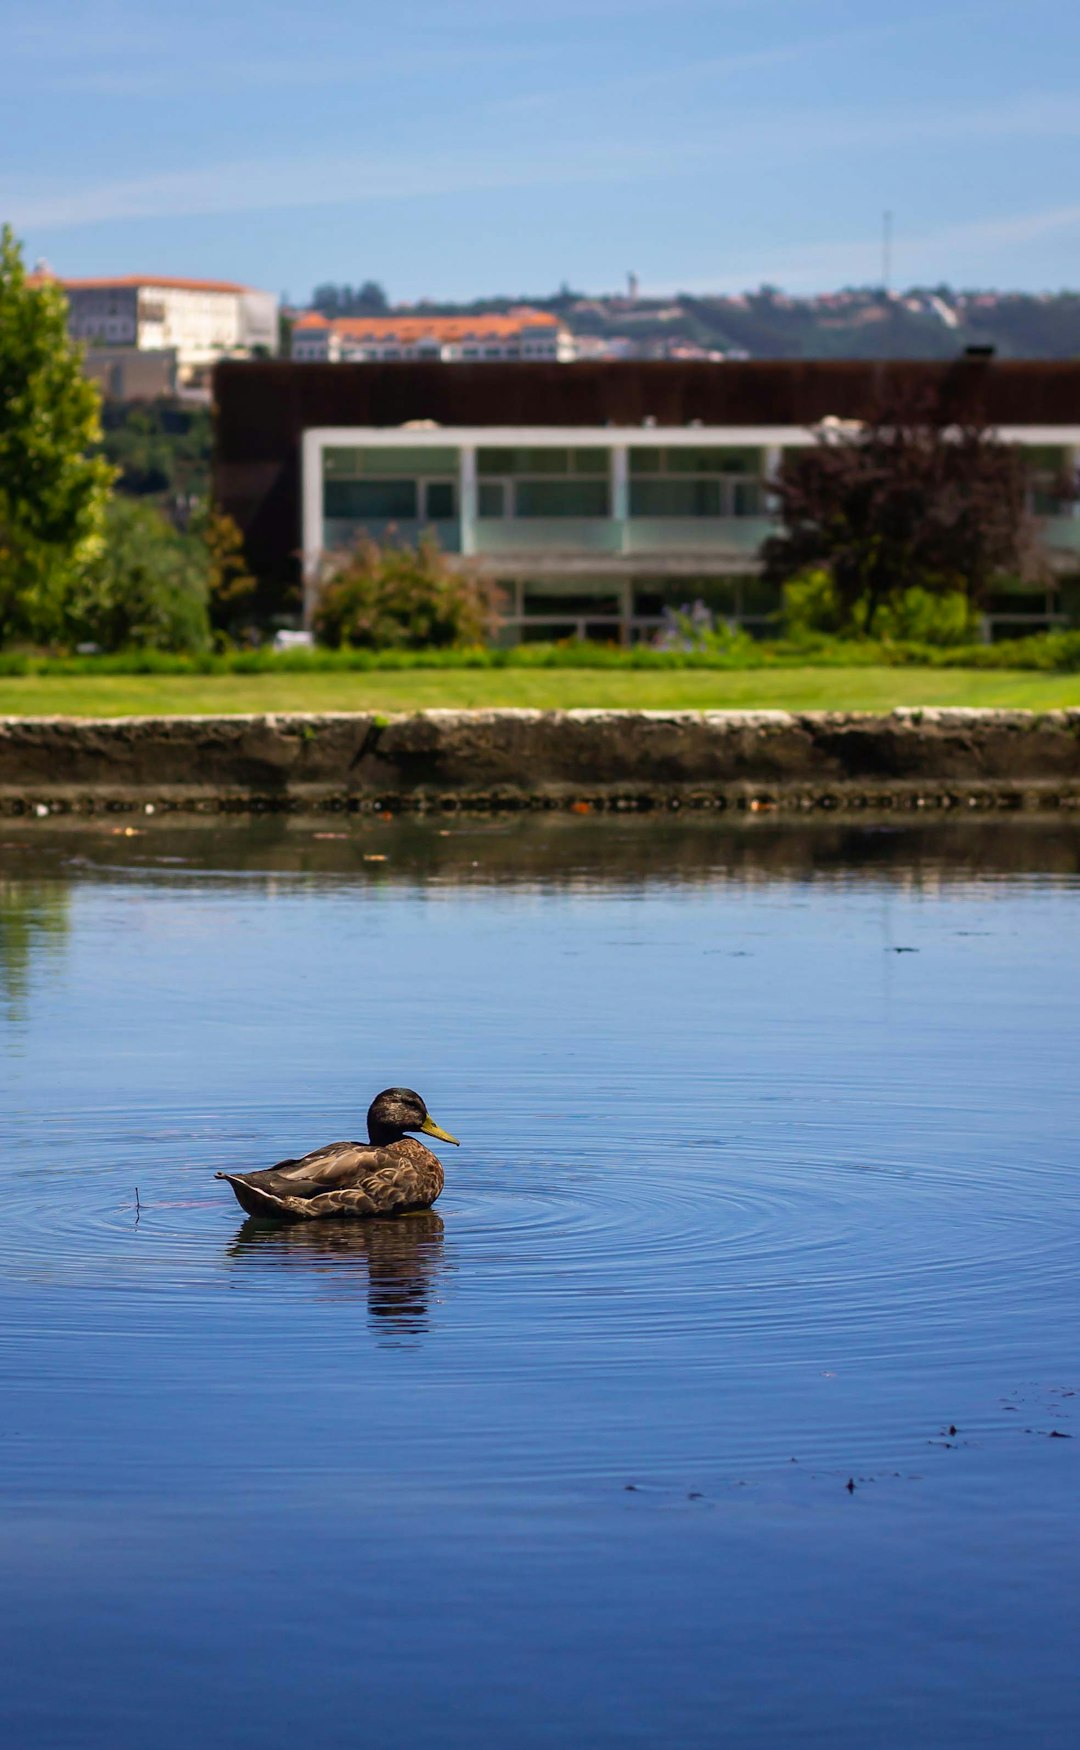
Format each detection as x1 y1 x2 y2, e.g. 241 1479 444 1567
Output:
630 447 759 474
324 479 418 519
476 448 610 518
423 481 456 519
523 589 622 616
514 479 610 517
732 480 763 516
1024 445 1075 517
324 447 458 478
630 479 724 517
628 446 764 517
478 448 607 476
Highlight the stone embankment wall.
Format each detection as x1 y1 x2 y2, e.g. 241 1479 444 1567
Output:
1 709 1079 815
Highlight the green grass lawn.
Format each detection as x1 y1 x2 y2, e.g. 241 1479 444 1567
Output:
0 667 1078 716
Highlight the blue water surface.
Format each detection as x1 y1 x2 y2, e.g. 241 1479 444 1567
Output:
1 816 1077 1748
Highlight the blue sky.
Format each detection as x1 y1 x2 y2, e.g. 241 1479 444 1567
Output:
3 0 1079 300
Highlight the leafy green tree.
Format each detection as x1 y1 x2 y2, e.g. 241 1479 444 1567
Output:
314 531 502 649
63 496 210 653
0 226 114 641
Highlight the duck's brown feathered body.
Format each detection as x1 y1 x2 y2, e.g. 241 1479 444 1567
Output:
217 1137 444 1222
216 1088 458 1224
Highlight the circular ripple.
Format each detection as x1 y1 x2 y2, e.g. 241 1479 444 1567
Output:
2 1105 1076 1377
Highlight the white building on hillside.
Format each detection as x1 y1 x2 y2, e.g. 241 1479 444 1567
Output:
54 276 278 378
291 309 575 363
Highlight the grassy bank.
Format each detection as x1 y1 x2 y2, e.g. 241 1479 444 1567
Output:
1 667 1079 716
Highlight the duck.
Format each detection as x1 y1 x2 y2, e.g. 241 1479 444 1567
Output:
216 1088 459 1223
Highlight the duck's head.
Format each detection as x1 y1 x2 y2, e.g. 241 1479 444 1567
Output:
366 1087 460 1148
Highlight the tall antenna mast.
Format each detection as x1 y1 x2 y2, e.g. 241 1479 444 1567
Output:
882 210 893 293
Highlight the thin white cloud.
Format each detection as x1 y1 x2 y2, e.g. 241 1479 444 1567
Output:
4 140 665 231
770 92 1080 152
32 41 541 98
4 0 729 65
7 88 1080 235
486 23 903 116
2 0 722 98
938 204 1080 251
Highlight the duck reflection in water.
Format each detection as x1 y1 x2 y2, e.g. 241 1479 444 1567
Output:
227 1209 446 1336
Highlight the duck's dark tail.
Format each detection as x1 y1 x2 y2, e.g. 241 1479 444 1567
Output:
216 1172 293 1221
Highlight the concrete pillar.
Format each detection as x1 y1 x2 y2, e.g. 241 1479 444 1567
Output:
763 445 783 514
460 445 477 555
300 430 324 628
611 444 629 549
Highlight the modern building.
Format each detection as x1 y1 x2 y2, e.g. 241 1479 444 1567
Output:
214 359 1080 641
290 309 575 364
43 275 278 380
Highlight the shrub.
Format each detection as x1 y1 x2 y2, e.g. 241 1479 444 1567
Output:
874 585 980 645
783 569 979 646
313 531 502 650
780 570 850 639
63 496 211 653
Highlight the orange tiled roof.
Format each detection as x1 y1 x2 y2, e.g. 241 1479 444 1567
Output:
293 309 559 340
48 274 257 294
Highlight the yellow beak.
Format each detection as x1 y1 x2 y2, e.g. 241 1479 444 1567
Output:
420 1114 460 1146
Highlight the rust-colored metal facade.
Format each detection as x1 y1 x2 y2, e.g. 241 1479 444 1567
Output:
213 358 1080 598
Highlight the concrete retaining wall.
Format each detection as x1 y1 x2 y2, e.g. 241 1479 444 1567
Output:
2 709 1080 815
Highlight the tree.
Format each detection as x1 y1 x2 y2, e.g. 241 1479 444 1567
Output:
97 399 212 514
313 532 502 650
761 391 1043 632
311 280 389 317
63 496 210 653
200 508 258 637
0 226 114 641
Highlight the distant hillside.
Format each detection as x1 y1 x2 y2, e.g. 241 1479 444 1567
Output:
644 290 1080 361
307 285 1080 361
